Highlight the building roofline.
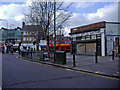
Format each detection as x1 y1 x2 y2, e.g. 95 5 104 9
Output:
71 21 106 30
71 21 120 30
0 27 21 31
106 22 120 24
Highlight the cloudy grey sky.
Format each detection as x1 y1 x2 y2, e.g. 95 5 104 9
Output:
0 0 119 35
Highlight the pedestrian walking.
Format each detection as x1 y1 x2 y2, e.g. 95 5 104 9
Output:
11 46 13 54
2 44 4 54
4 44 7 54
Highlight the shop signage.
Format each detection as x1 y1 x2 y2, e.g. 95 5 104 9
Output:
71 31 101 37
71 21 105 33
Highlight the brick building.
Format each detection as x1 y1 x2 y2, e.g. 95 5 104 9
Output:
21 25 38 46
21 22 45 47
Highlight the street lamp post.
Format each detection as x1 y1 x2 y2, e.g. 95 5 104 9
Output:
54 0 56 63
0 19 8 29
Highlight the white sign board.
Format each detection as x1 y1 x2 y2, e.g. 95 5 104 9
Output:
40 40 47 45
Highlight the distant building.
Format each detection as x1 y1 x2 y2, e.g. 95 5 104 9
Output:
21 25 37 46
21 22 71 47
0 27 21 52
69 21 120 56
21 22 45 46
0 27 21 45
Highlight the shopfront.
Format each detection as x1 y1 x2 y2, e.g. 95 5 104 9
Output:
70 21 120 56
71 32 102 56
70 21 106 56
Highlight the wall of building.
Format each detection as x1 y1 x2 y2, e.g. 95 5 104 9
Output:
106 23 118 35
119 24 120 45
21 31 36 44
106 23 119 55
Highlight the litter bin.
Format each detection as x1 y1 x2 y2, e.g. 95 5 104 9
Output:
55 51 66 65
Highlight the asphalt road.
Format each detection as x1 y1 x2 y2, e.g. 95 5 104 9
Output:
2 54 120 88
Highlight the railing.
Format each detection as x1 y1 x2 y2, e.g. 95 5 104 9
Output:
21 51 54 62
107 49 114 55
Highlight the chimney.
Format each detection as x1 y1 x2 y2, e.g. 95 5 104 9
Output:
22 22 25 28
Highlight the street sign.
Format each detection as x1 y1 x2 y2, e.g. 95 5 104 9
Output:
72 41 76 54
53 33 55 37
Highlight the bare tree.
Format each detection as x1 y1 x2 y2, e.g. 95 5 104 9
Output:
24 0 73 51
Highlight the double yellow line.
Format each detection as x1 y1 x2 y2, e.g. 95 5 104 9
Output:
16 56 120 81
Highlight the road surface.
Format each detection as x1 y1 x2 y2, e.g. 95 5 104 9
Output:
2 54 120 88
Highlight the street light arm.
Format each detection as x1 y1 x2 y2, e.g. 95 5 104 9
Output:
0 19 8 28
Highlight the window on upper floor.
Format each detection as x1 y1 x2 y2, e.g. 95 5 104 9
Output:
23 37 26 41
27 37 28 41
23 31 26 35
26 32 29 35
29 32 31 35
29 37 31 41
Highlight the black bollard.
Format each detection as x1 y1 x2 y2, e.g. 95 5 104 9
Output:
95 52 98 63
43 52 45 61
31 52 32 59
112 50 114 60
54 52 55 63
21 51 22 57
73 54 76 67
27 51 28 58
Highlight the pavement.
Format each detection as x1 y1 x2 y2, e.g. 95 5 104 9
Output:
18 52 120 78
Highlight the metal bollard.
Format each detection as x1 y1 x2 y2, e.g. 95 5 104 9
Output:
54 52 55 63
31 52 32 59
73 54 76 67
21 51 22 57
26 52 28 58
95 52 98 63
43 53 44 61
112 50 114 60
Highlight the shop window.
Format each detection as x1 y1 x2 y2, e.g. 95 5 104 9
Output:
81 36 85 40
86 35 91 40
91 35 96 39
76 37 82 41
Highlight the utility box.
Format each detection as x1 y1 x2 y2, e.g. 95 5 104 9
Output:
55 51 66 65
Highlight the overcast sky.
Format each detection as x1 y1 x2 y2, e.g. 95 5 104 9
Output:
0 0 119 36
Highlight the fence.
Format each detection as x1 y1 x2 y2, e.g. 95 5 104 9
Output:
21 51 54 62
21 50 118 67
